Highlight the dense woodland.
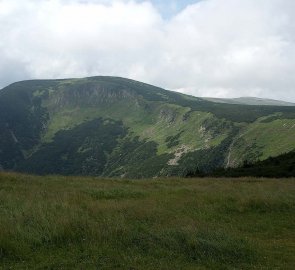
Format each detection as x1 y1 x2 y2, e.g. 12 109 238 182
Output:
186 151 295 178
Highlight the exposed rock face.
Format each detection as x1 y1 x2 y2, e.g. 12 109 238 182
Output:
48 82 136 110
159 108 177 124
167 145 192 166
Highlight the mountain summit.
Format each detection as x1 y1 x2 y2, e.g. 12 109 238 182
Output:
1 76 295 178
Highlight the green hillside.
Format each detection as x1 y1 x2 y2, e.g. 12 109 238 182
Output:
1 76 295 177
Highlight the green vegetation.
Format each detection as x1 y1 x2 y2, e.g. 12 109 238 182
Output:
17 118 127 176
0 173 294 269
102 136 173 178
166 128 239 176
1 76 295 177
229 118 295 167
212 151 295 178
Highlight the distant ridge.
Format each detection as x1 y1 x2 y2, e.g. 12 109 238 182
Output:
202 96 295 106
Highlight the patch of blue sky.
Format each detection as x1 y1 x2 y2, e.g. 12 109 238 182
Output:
148 0 203 19
75 0 203 19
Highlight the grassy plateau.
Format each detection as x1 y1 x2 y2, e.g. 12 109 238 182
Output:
0 172 294 269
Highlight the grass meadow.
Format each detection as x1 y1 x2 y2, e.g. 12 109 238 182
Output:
0 172 294 269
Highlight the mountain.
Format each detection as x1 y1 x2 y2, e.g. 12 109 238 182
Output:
1 76 295 178
203 97 295 106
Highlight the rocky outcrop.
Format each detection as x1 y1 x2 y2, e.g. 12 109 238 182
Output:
48 81 137 110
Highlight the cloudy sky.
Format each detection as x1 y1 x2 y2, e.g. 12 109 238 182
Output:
1 0 295 101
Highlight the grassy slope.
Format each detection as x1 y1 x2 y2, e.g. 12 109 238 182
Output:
42 94 218 155
0 173 294 269
229 117 295 167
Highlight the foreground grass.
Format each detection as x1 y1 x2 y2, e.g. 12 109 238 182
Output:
0 173 294 269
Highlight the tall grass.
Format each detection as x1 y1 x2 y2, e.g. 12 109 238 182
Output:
0 173 294 269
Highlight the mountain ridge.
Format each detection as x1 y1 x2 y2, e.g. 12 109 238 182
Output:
3 77 294 106
202 96 295 106
1 76 295 178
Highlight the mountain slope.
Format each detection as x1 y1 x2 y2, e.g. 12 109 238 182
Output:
203 97 295 106
1 76 295 177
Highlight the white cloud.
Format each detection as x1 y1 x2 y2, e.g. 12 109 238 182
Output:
0 0 295 101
